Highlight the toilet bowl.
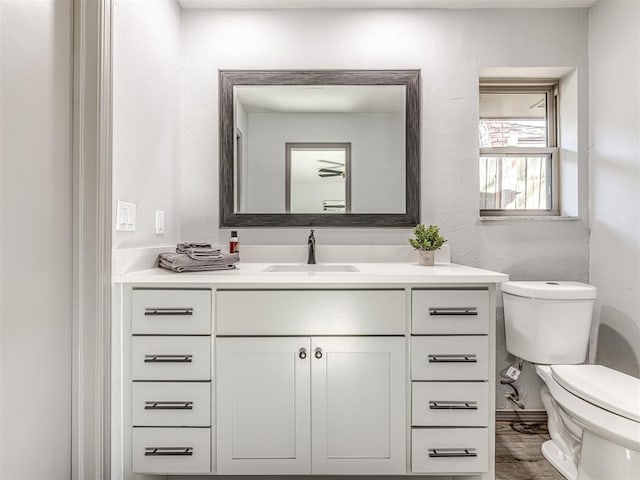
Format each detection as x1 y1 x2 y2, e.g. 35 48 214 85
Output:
537 364 640 480
502 281 640 480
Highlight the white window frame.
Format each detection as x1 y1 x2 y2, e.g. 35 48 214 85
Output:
479 80 560 216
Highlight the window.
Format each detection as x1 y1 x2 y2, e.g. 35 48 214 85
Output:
479 81 559 216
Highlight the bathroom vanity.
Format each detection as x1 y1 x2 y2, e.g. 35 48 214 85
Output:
114 262 507 479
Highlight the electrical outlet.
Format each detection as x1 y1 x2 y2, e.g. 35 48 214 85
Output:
155 210 165 235
116 201 136 232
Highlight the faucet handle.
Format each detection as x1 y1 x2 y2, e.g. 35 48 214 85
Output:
307 229 317 264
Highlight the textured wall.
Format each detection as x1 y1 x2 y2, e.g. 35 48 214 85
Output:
180 8 591 409
112 0 183 248
589 0 640 377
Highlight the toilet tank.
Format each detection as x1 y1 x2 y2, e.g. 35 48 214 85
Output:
502 281 597 365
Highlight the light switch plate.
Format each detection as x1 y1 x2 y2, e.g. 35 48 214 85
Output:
155 210 165 235
116 201 136 232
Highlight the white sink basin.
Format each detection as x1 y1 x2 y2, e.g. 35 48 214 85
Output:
263 264 359 273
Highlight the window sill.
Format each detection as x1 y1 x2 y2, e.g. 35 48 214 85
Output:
479 215 580 222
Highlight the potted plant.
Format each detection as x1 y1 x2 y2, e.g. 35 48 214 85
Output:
409 224 446 266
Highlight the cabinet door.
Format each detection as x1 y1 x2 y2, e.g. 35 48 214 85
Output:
216 337 311 474
311 337 406 474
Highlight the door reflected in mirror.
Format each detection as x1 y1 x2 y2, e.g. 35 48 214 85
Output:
286 143 350 214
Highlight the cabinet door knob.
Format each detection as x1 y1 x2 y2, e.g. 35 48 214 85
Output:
298 348 307 359
314 348 323 359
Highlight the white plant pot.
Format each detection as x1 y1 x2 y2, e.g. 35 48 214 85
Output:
417 250 435 266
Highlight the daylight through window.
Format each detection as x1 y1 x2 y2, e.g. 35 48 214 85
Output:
479 81 559 216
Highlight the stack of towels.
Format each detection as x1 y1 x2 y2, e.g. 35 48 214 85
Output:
159 243 239 273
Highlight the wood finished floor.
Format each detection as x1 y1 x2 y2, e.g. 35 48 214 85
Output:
496 420 564 480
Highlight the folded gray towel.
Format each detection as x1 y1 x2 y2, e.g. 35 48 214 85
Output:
176 242 223 261
176 242 213 252
159 252 239 273
186 251 223 261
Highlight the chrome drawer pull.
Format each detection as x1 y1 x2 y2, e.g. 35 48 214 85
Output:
429 400 478 410
144 401 194 410
429 448 477 458
144 447 193 456
428 354 477 363
144 308 194 316
144 354 193 363
429 307 477 316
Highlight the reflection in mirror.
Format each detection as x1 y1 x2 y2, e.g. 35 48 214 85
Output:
233 85 405 215
286 143 351 214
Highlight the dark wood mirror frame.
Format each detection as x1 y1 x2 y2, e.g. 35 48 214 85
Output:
219 69 420 227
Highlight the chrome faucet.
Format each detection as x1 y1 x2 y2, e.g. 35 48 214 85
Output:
307 229 316 264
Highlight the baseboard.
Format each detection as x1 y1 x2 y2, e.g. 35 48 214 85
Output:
496 409 548 423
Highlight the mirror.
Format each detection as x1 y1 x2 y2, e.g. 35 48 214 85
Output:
219 70 420 227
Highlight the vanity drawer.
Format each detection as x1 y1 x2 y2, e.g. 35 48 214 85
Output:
411 336 489 381
132 289 211 334
132 336 211 381
411 428 488 474
412 382 489 427
132 382 211 427
412 289 489 335
132 427 211 474
216 289 405 335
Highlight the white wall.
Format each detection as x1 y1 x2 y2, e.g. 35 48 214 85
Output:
244 112 405 213
0 1 72 478
113 0 183 248
589 0 640 377
181 8 590 409
559 69 580 217
291 178 346 213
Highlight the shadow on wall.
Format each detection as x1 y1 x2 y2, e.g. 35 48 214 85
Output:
596 306 640 378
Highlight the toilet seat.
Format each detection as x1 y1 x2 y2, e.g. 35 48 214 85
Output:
536 366 640 452
551 365 640 423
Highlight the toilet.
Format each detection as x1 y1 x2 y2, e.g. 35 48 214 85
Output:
502 281 640 480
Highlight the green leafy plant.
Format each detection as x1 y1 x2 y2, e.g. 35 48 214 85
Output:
409 224 446 251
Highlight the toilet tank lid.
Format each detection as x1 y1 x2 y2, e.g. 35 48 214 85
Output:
551 365 640 423
501 281 597 300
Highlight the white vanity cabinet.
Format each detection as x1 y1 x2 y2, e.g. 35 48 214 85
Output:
410 288 492 475
310 336 406 474
116 263 506 480
216 337 311 474
127 288 214 476
215 288 406 475
216 336 406 475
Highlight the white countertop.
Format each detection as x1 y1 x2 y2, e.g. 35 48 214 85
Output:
114 262 508 285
